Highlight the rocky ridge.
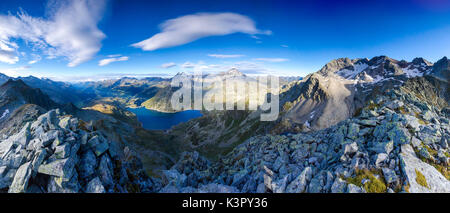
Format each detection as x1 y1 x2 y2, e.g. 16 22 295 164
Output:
277 56 446 132
158 76 449 193
0 109 159 193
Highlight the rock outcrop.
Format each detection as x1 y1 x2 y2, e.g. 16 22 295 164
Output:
0 109 159 193
277 56 439 132
158 75 449 193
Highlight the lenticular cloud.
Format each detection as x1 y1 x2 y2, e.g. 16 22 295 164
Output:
132 12 271 51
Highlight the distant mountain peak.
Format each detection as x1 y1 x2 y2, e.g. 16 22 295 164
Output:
174 72 188 77
0 79 57 110
315 55 442 84
412 57 432 66
1 79 28 89
431 56 449 82
218 68 245 77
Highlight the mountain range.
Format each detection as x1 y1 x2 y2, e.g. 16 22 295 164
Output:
0 55 448 193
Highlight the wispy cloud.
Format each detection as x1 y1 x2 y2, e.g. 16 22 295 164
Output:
281 45 289 48
181 62 195 69
176 60 274 75
208 54 245 59
49 73 173 82
132 12 271 51
0 65 31 77
28 54 41 64
161 62 176 69
253 58 289 62
0 41 19 64
0 0 107 67
98 55 129 66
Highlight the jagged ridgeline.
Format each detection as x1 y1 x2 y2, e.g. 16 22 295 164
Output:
0 55 448 193
155 56 449 193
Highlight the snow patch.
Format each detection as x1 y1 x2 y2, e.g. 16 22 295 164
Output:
304 121 310 128
403 66 424 78
336 63 369 79
309 110 316 119
0 109 9 120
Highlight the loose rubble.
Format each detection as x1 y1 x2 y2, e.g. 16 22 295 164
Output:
0 109 159 193
158 86 449 193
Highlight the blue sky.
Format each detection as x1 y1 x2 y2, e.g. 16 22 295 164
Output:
0 0 449 81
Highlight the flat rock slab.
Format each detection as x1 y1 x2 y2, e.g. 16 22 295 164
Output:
8 162 32 193
399 144 450 193
37 158 74 178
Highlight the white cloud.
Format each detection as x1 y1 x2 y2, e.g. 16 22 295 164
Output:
28 54 41 64
208 54 245 59
0 50 19 64
177 60 273 75
281 45 289 48
253 58 289 62
181 62 195 69
0 41 19 64
132 12 271 51
49 73 174 82
98 55 129 66
0 0 106 67
161 62 176 69
0 65 31 77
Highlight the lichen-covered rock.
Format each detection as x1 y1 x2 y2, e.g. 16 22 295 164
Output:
382 168 399 185
399 144 450 193
54 143 71 159
38 158 75 178
8 162 32 193
1 63 449 194
87 135 109 156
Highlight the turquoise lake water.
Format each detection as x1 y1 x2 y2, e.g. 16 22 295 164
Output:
127 108 202 130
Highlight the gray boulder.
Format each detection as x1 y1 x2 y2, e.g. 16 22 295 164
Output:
8 162 32 193
85 177 105 193
347 184 364 193
386 100 404 110
330 178 347 193
382 168 399 185
38 157 75 178
370 141 394 154
54 143 71 159
78 149 97 179
271 175 289 193
399 144 450 193
286 167 312 193
98 154 114 189
87 136 109 157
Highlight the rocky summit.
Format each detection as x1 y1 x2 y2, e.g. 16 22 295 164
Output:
154 58 449 193
157 78 449 193
0 109 159 193
0 56 448 193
